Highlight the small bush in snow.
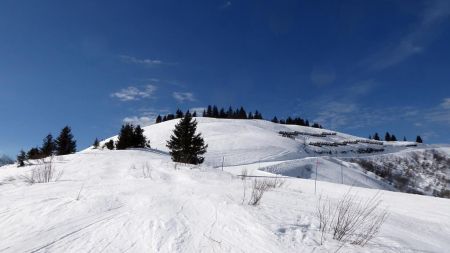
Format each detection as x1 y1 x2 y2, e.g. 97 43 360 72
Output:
246 177 285 206
21 157 63 184
315 191 388 246
248 179 271 206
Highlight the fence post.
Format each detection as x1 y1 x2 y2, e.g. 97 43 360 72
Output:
315 157 319 194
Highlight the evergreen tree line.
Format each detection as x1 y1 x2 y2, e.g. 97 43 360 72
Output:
17 126 77 167
369 132 423 143
270 116 322 128
96 124 150 150
154 105 323 128
155 109 199 123
202 105 263 120
96 111 207 165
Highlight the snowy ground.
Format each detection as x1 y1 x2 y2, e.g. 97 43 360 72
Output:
1 150 449 253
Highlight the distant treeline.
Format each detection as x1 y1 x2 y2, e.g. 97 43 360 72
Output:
155 105 323 128
369 132 423 143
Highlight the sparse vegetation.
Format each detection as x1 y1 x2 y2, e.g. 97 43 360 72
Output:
315 191 388 246
21 157 63 184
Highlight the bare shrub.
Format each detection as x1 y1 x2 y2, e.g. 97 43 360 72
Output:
247 177 284 206
248 179 271 206
265 175 286 188
315 191 388 246
21 156 63 184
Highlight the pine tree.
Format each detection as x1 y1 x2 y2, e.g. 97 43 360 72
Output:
238 107 247 119
206 105 212 117
373 132 380 141
166 113 208 164
385 132 391 142
55 126 76 155
248 112 254 119
156 115 162 123
368 135 372 139
93 138 100 149
166 114 175 120
312 122 321 128
116 124 135 150
133 125 149 148
176 109 184 118
17 150 26 167
254 110 263 119
27 147 42 160
305 120 310 127
271 116 279 123
41 134 56 157
416 135 423 143
192 111 197 117
391 135 397 141
105 139 115 150
403 136 407 141
227 106 233 118
219 108 226 118
212 105 219 118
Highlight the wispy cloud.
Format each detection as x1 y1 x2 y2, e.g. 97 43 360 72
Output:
424 98 450 124
123 116 154 126
111 85 157 101
123 108 169 126
119 55 164 66
220 1 232 9
362 0 450 71
440 97 450 109
190 107 206 115
173 92 196 103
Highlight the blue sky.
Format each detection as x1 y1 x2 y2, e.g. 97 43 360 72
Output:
1 0 450 157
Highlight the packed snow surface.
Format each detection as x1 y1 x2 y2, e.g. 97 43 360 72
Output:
1 118 449 252
1 150 449 253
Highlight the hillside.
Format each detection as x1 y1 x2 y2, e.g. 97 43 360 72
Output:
97 118 449 196
1 150 449 252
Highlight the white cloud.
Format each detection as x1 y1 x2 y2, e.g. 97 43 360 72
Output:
119 55 163 66
190 107 206 115
440 98 450 109
123 116 154 126
173 92 196 103
111 85 157 101
220 1 232 9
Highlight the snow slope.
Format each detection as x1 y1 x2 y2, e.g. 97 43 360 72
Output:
1 150 450 253
96 118 447 194
99 118 422 167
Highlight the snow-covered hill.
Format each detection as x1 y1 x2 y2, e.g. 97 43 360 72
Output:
99 118 423 165
1 118 449 252
97 118 448 196
1 150 449 252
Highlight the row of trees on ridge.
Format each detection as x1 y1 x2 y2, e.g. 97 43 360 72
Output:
369 132 423 143
154 105 323 128
17 126 77 167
